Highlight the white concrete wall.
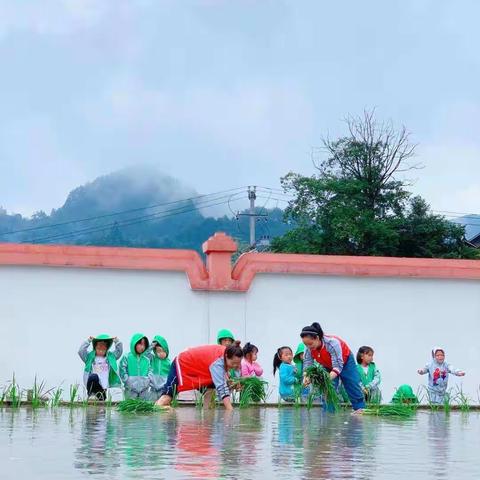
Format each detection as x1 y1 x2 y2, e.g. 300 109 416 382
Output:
1 265 479 403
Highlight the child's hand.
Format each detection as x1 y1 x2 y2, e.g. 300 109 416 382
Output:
303 376 311 387
458 371 466 376
88 336 94 342
417 369 423 374
112 336 118 342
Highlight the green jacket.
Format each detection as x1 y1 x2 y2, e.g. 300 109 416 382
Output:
78 334 122 388
149 335 171 377
293 343 305 380
357 362 381 389
391 384 419 404
119 333 152 392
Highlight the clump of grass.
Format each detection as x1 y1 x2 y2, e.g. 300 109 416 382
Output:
31 376 50 408
118 399 158 413
50 386 63 408
69 383 80 406
106 392 113 408
454 386 471 412
236 377 268 408
171 385 179 408
305 365 340 412
443 391 452 414
195 389 206 409
9 373 22 408
363 404 416 418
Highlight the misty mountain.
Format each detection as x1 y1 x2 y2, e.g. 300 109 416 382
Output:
0 166 290 252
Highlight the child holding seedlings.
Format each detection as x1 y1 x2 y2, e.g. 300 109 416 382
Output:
146 335 171 401
301 322 365 412
156 342 244 411
119 333 152 400
241 342 263 377
273 346 299 402
78 334 123 400
418 347 465 404
356 346 381 403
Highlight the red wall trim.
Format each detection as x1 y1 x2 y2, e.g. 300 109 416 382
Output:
1 234 479 292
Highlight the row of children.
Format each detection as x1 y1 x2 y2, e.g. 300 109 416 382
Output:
79 323 465 411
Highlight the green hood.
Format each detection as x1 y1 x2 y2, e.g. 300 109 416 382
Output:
153 335 169 357
130 333 149 355
217 328 235 344
392 384 418 404
92 334 114 351
294 343 305 361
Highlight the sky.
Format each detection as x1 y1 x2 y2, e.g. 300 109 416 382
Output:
0 0 479 217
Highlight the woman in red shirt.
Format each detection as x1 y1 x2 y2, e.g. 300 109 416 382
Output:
155 342 243 411
301 322 365 412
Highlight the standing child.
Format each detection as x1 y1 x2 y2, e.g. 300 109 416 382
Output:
120 333 152 400
146 335 172 401
356 346 382 403
418 347 465 404
241 342 263 377
273 346 299 402
78 334 123 400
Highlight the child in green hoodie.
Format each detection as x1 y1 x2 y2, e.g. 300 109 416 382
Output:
78 334 123 400
119 333 152 400
217 328 235 347
356 346 381 403
146 335 172 401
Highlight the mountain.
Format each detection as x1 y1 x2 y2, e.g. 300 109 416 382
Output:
0 166 290 252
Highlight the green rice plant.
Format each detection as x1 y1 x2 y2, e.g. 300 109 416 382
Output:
304 365 340 412
50 386 63 408
235 377 268 408
69 383 80 406
195 389 206 409
0 384 10 406
363 404 416 418
106 392 113 408
118 399 158 413
31 376 51 408
171 385 179 408
443 391 452 414
422 386 440 412
9 373 21 408
454 386 471 412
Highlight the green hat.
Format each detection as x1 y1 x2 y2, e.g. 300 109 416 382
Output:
294 343 305 360
92 334 113 350
391 384 418 404
153 335 169 357
217 328 235 344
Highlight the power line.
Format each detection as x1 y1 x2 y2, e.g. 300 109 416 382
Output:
23 193 245 244
1 186 248 237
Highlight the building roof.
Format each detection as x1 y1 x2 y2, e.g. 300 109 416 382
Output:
451 215 480 242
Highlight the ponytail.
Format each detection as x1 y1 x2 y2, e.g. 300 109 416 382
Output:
225 340 243 359
300 322 324 340
273 346 292 376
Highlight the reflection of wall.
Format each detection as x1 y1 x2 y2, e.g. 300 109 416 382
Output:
1 236 479 402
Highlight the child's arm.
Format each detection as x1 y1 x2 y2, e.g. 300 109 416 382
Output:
367 367 381 389
447 364 465 376
240 360 251 377
78 337 92 363
209 360 231 405
252 362 263 377
417 364 429 375
113 337 123 360
280 365 298 386
119 356 128 383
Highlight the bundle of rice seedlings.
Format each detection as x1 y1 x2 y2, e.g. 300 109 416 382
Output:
117 399 158 413
304 365 340 411
235 377 268 408
363 404 416 417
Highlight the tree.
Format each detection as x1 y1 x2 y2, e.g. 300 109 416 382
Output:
271 111 478 259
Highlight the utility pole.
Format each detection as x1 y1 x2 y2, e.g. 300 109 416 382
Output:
248 186 256 248
237 186 267 249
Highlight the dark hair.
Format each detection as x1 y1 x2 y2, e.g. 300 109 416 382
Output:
225 340 244 359
243 342 258 357
273 346 293 376
135 337 149 350
300 322 324 340
356 346 374 364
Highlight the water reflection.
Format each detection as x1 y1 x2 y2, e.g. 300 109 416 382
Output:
427 413 450 479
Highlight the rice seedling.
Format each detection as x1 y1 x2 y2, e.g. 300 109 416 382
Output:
106 392 113 408
363 404 416 418
443 391 452 414
69 383 80 406
31 376 50 408
9 373 21 408
50 387 63 408
195 389 206 409
454 386 471 412
117 399 158 413
0 384 10 406
235 377 268 408
304 365 340 412
171 385 179 408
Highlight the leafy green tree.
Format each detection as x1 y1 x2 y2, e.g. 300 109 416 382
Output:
271 111 478 259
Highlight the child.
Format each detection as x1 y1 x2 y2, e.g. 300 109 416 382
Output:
273 346 299 402
78 334 123 400
217 329 235 347
119 333 152 400
391 384 419 404
293 343 305 381
356 346 381 403
418 347 465 404
241 342 263 377
301 322 365 412
156 342 244 411
146 335 171 401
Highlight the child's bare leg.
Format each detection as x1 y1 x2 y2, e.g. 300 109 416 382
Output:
155 395 172 407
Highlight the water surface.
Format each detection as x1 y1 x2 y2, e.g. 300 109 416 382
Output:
1 407 479 479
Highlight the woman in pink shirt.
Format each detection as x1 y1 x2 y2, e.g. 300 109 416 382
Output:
241 342 263 377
